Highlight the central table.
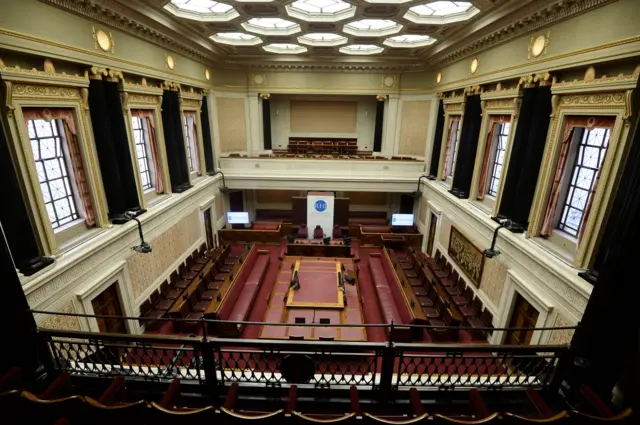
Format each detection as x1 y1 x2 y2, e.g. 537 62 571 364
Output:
286 260 344 309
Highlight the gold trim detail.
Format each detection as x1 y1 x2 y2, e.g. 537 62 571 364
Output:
528 31 550 59
92 26 114 54
469 57 479 75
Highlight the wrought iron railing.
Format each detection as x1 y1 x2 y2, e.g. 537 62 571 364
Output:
34 311 574 398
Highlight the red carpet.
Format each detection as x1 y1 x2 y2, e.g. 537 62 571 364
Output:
352 243 386 342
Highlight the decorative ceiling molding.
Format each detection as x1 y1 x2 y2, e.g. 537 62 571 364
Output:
429 0 617 69
39 0 219 64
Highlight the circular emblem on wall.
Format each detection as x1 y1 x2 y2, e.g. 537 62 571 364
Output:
314 200 327 212
252 74 265 85
205 68 211 80
166 54 176 70
436 71 442 84
383 76 395 88
470 58 479 74
530 35 547 58
94 29 112 52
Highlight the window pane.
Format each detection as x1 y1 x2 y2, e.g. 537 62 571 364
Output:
487 122 510 197
28 119 79 229
184 116 195 172
557 127 610 236
445 119 460 178
131 116 154 191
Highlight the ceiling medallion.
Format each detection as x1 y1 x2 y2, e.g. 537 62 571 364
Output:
382 75 396 88
469 57 479 74
529 31 550 59
205 68 211 80
92 26 114 53
436 71 442 83
252 74 266 85
166 54 176 70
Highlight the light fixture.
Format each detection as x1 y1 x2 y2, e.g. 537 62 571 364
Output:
483 219 512 258
126 212 152 254
413 174 429 197
215 167 229 192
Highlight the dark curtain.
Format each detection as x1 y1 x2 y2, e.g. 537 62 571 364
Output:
89 79 139 222
570 76 640 403
201 96 215 175
497 86 552 228
0 118 53 275
161 90 191 193
373 100 384 152
104 81 140 212
450 94 482 198
262 98 272 150
428 100 445 178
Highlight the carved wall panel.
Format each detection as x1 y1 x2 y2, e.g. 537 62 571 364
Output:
480 257 508 308
398 100 431 157
39 301 81 331
217 97 247 153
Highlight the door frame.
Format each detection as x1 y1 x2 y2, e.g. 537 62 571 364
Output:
493 270 554 346
423 201 442 256
75 260 138 334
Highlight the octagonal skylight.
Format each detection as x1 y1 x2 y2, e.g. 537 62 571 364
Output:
298 33 348 46
343 19 402 37
383 34 436 48
211 32 263 46
405 1 479 24
263 43 308 54
339 44 384 55
287 0 355 22
165 0 238 22
242 18 302 35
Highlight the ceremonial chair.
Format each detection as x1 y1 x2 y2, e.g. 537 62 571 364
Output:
333 224 343 239
298 223 309 238
313 225 324 239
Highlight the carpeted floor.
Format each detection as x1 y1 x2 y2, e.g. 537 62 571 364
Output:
352 243 387 342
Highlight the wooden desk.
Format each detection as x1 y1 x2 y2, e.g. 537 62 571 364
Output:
360 227 423 248
418 256 463 324
286 242 350 257
204 246 256 317
381 235 406 250
219 226 282 243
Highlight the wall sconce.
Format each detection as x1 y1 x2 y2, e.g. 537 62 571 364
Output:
126 212 152 254
483 219 513 258
413 174 429 198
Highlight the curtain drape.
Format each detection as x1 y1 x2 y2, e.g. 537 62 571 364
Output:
22 109 76 135
161 90 190 192
262 97 272 151
428 100 445 178
540 116 615 238
373 99 384 153
497 86 552 228
451 95 482 197
184 111 200 174
62 121 95 226
442 118 458 178
477 116 511 200
131 109 164 194
201 96 215 174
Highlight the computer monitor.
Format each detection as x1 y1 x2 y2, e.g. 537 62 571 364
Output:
391 214 414 227
227 212 249 224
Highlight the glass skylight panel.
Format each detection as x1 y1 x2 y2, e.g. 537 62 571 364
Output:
339 44 384 55
306 33 342 41
405 1 478 24
216 32 258 40
263 43 308 54
384 34 436 47
166 0 237 21
247 18 297 29
348 19 396 31
292 0 351 14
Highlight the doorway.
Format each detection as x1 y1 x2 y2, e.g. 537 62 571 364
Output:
203 208 213 248
91 283 127 334
427 212 437 255
399 194 414 215
505 293 539 345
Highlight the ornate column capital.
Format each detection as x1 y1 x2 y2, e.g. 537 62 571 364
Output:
376 94 388 101
259 93 270 100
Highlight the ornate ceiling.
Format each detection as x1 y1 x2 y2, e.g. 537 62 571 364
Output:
46 0 616 72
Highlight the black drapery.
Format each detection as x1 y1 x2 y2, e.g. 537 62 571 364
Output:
497 86 552 229
450 94 482 198
200 96 215 175
428 99 445 178
262 97 272 150
161 90 191 193
373 99 384 152
569 77 640 402
88 79 141 223
0 118 53 275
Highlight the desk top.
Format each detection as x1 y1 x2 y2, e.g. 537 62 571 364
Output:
286 260 343 309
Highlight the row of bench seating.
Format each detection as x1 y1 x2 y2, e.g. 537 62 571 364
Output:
217 250 271 337
1 368 631 425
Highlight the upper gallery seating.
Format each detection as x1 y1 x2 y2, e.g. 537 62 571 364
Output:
224 152 418 160
286 138 359 155
2 368 631 425
217 250 271 337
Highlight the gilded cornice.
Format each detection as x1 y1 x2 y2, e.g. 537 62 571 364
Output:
429 0 618 69
519 73 556 88
551 69 639 95
0 62 89 87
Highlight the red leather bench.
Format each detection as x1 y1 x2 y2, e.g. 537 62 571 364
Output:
220 251 270 337
369 255 412 342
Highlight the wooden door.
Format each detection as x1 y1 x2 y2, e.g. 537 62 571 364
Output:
426 212 437 256
203 208 213 248
399 194 414 214
505 294 539 345
91 283 127 334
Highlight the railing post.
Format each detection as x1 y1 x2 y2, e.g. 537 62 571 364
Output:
378 322 396 404
200 329 219 399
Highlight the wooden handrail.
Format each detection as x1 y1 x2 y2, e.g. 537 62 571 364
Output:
293 412 357 423
503 411 569 423
149 402 215 415
220 407 285 419
432 413 500 424
363 412 429 424
569 408 633 422
84 397 148 409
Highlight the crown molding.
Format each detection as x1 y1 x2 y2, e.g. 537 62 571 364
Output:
39 0 221 64
428 0 617 69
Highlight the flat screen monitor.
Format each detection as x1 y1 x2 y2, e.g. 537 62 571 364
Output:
227 212 249 224
391 214 414 227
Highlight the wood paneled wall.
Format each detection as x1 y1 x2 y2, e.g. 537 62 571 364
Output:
255 189 298 205
217 97 247 153
290 100 357 133
398 100 432 157
344 191 387 206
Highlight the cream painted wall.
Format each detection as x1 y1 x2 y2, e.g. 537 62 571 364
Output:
0 0 210 86
249 72 399 95
270 95 376 151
